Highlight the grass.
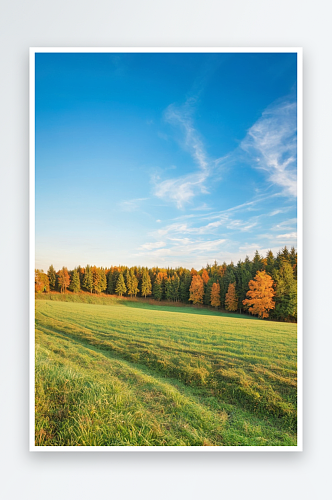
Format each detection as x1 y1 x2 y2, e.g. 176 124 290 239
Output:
35 294 297 447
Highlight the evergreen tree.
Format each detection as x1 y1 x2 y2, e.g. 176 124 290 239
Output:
204 278 214 305
99 268 107 293
265 250 275 276
115 273 127 297
47 265 56 290
252 250 264 276
141 268 152 298
153 274 163 301
69 268 81 293
171 273 180 302
273 261 297 320
83 265 93 293
164 277 173 301
179 270 192 302
127 268 139 297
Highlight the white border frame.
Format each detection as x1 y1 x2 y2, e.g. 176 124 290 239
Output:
29 47 303 452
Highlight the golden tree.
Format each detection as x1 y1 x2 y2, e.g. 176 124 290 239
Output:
243 270 275 319
225 282 238 311
210 282 220 308
58 267 70 294
201 269 210 285
189 275 204 305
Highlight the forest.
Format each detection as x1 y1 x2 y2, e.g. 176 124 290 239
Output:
35 246 297 322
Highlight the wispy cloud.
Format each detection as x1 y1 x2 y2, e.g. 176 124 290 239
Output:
137 237 226 260
118 198 148 212
152 96 213 208
140 241 166 250
276 232 297 239
241 98 297 197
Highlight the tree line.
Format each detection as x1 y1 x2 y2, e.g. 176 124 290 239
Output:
35 246 297 322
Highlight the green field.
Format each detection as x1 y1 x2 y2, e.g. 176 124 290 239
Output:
35 295 297 447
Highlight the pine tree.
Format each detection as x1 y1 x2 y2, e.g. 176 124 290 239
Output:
69 268 81 293
243 270 275 319
273 261 297 320
164 277 172 301
141 268 152 298
179 270 192 302
99 268 107 293
210 282 221 308
204 278 214 305
115 273 127 297
83 264 93 293
47 265 56 290
58 267 70 294
171 273 180 301
189 275 204 305
126 268 139 297
225 282 238 311
153 276 163 301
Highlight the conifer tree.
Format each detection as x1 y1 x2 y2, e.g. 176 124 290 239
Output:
69 268 81 293
171 273 180 301
153 273 163 301
189 275 204 305
126 268 139 297
225 282 238 311
115 273 127 297
273 261 297 320
243 270 275 318
91 266 101 293
164 277 172 301
83 265 93 293
179 270 192 302
99 268 107 293
47 265 56 290
204 278 214 305
141 269 152 298
210 282 221 308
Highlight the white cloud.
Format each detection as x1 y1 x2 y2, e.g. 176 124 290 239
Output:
137 237 226 259
276 232 297 239
241 99 297 197
118 198 148 212
140 241 166 250
152 98 212 208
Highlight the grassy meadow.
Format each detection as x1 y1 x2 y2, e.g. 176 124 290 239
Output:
35 294 297 447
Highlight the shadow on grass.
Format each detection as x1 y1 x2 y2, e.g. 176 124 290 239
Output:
119 300 259 320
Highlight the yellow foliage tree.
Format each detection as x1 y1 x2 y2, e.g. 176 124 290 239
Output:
210 282 220 308
189 275 204 305
225 282 238 311
201 269 210 285
243 270 275 319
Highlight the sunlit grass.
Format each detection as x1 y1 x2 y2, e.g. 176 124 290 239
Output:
35 297 297 446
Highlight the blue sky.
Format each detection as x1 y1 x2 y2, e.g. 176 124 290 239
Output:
35 52 297 271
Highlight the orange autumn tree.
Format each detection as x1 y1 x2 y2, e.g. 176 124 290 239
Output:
225 282 238 311
58 266 70 294
201 269 210 285
210 282 221 308
189 274 204 305
243 270 275 319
